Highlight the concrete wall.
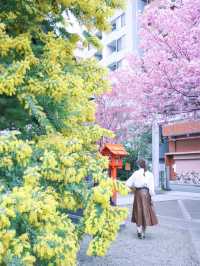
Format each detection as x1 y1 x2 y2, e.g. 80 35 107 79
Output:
175 159 200 173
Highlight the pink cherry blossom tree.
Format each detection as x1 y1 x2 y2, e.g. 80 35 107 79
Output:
138 0 200 117
96 67 146 145
96 66 144 144
96 0 200 140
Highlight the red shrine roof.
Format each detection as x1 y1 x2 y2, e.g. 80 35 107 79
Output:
101 144 128 156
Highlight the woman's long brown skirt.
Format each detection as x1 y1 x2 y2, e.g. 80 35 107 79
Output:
132 188 158 227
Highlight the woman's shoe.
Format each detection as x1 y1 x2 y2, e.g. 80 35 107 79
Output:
137 232 142 239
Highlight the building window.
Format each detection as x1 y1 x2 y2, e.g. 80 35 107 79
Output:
107 35 125 54
117 35 125 51
96 31 102 40
111 13 126 31
121 13 125 27
108 62 118 71
108 60 123 71
94 52 103 61
117 37 122 51
117 59 123 68
108 40 117 53
111 19 117 31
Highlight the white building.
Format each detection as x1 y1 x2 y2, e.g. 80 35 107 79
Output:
82 0 149 71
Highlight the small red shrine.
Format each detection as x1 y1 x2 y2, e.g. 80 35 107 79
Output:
101 144 128 204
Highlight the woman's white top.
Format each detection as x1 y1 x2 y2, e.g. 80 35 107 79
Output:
125 168 155 196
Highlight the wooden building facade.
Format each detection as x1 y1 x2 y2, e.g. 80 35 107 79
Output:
162 120 200 185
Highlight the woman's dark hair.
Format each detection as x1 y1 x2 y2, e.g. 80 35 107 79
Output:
137 159 147 173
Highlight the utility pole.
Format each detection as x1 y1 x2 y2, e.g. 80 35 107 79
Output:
152 120 160 190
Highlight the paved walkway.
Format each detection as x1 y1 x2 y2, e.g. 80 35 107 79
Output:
169 183 200 193
78 191 200 266
117 191 200 206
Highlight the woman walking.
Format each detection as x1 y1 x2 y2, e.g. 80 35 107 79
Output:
126 159 158 239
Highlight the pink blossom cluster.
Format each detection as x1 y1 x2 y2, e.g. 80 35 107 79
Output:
95 68 145 143
139 0 200 115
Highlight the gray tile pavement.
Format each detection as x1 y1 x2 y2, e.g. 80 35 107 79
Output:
78 195 200 266
154 200 184 219
78 213 200 266
169 184 200 193
117 191 200 206
182 200 200 220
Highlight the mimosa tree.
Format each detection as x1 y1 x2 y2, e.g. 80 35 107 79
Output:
0 1 128 265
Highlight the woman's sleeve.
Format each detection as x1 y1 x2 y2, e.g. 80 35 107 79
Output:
125 172 136 189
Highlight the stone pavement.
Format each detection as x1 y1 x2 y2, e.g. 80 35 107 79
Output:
78 191 200 266
117 191 200 205
169 184 200 193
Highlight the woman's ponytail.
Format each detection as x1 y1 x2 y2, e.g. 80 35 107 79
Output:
136 159 147 176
